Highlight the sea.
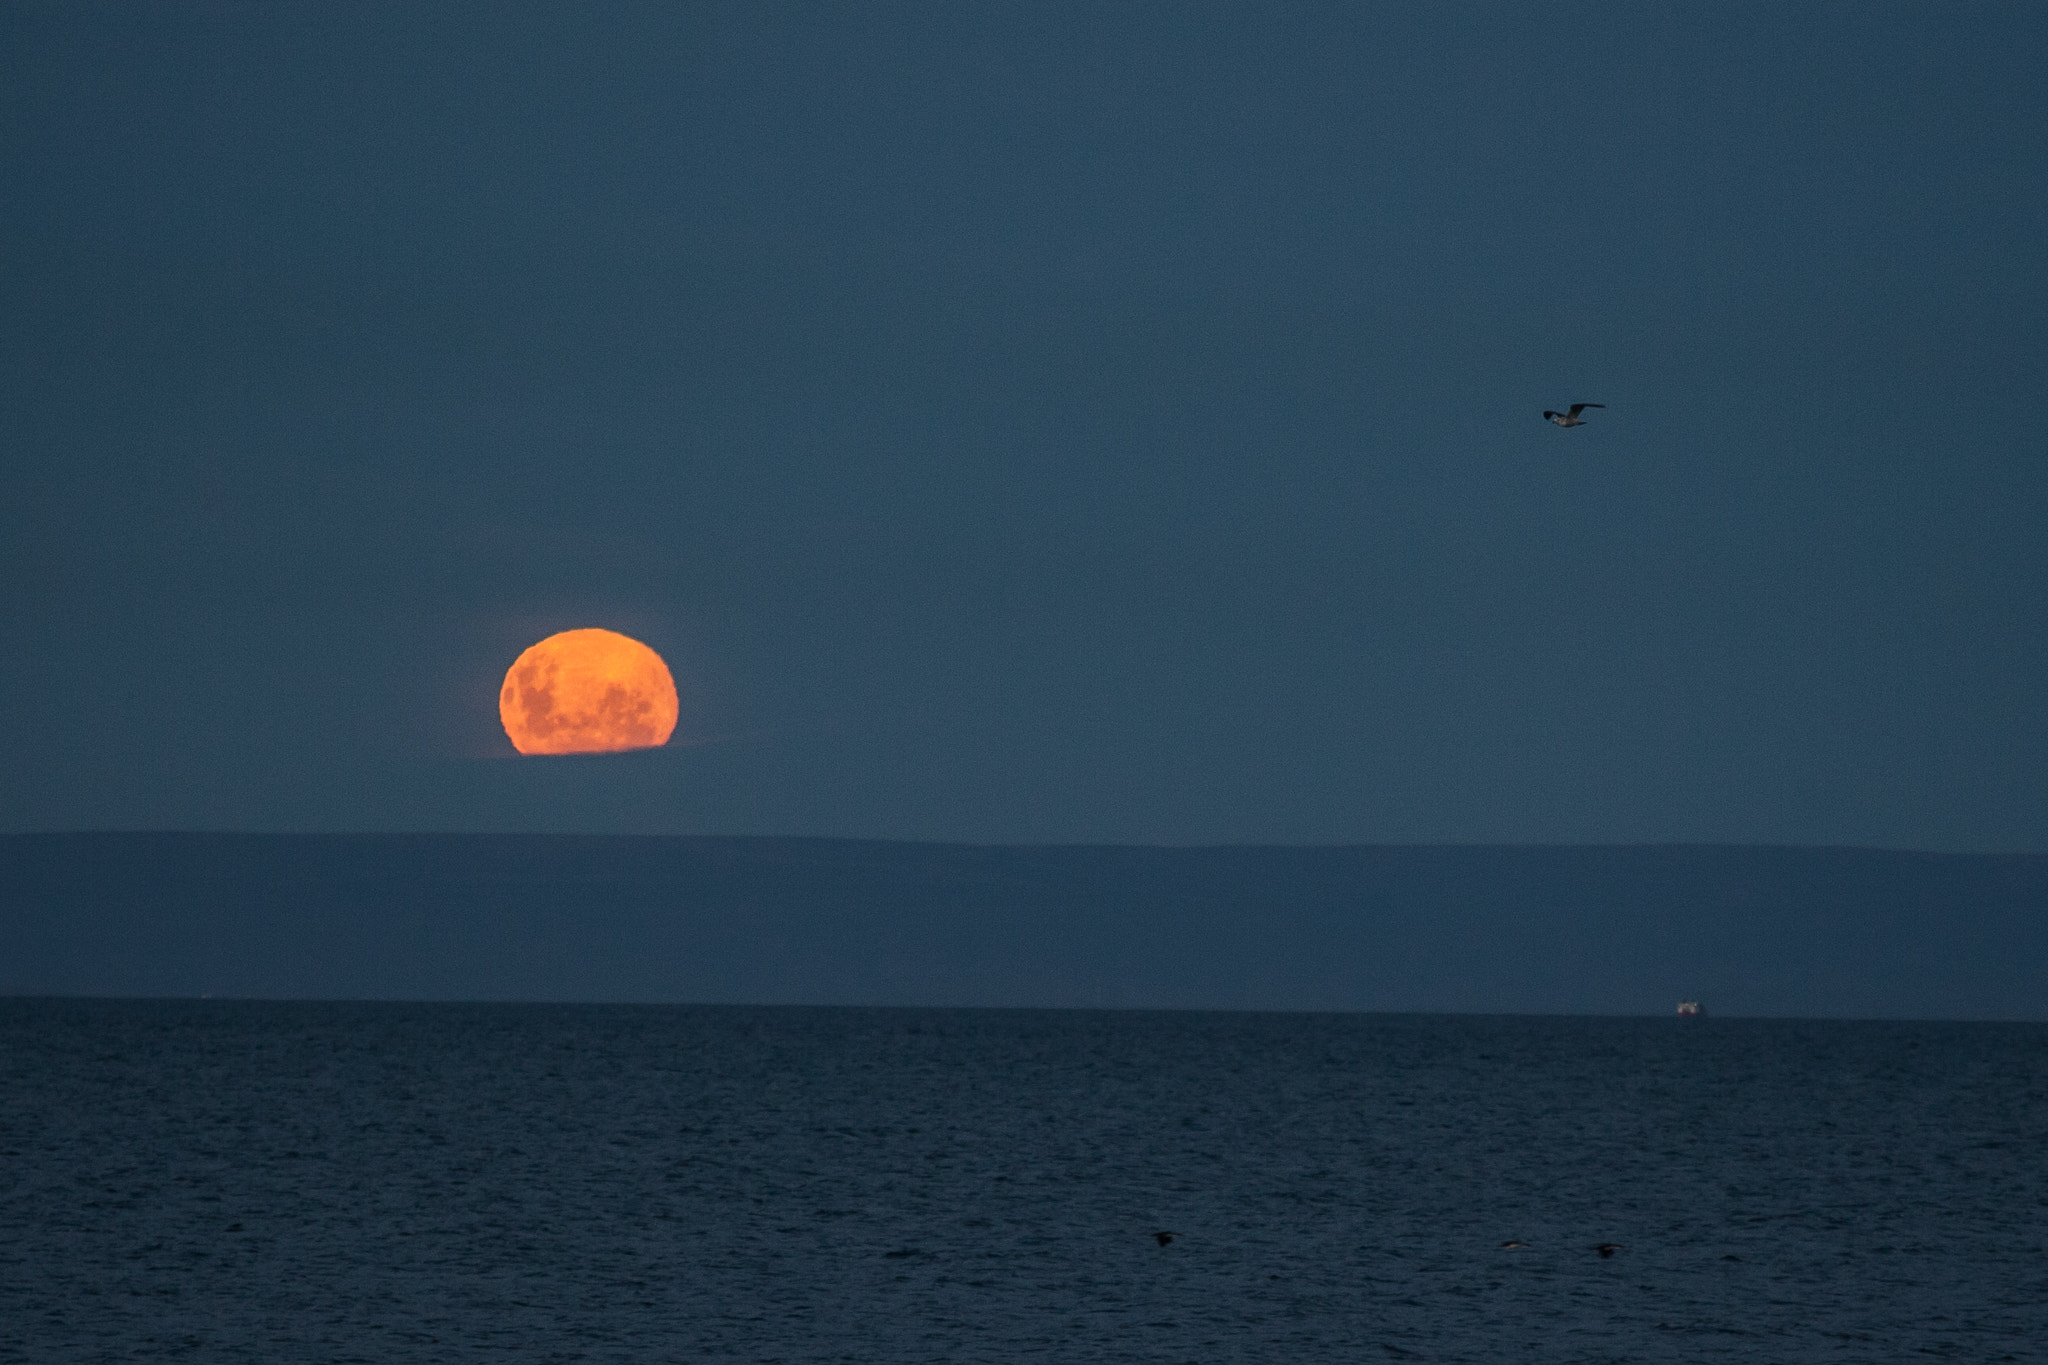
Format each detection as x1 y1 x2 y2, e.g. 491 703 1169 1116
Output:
2 1001 2042 1363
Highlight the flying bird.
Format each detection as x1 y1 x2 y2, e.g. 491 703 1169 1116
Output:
1593 1243 1623 1258
1543 403 1605 427
1152 1231 1179 1247
1500 1240 1529 1250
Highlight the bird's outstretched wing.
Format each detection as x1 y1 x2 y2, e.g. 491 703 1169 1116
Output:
1567 403 1605 417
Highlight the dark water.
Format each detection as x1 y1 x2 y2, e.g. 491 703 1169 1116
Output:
2 1002 2043 1362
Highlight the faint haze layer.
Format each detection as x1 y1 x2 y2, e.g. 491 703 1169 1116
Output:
4 834 2043 1018
3 4 2046 845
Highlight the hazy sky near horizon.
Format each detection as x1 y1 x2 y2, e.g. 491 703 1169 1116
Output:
4 2 2046 847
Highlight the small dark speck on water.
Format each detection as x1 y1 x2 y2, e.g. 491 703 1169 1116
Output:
1 1002 2043 1362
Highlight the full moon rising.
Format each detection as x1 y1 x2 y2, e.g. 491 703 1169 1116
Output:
498 628 679 755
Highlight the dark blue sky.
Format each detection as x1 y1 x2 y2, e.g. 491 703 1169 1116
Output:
4 3 2045 847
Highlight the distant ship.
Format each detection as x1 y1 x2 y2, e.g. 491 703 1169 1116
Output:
1676 1000 1704 1017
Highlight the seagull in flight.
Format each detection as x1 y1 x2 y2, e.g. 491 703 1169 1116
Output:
1543 403 1605 427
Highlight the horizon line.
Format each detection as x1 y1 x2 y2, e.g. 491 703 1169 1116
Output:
4 829 2043 858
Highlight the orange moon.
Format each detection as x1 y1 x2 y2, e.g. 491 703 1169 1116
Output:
499 628 679 755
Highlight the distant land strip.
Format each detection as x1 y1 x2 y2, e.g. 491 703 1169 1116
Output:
2 833 2043 1018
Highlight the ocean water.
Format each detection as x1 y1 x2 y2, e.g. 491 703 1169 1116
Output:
1 1002 2042 1363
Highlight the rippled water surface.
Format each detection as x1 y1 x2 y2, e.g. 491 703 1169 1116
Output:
2 1001 2043 1362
